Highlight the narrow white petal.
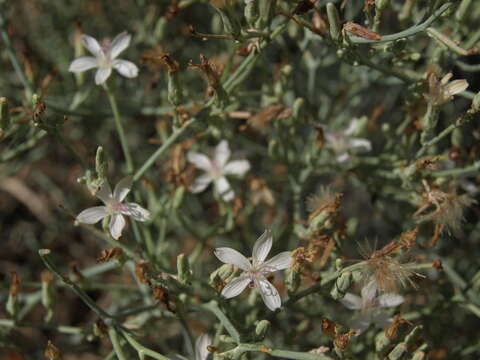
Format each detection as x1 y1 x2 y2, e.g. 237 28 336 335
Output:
348 138 372 152
109 214 126 240
110 32 131 59
214 248 250 271
76 206 108 224
113 177 132 202
190 174 213 193
96 181 113 204
214 177 234 202
121 202 150 222
361 279 378 304
340 293 363 310
215 140 231 168
221 275 251 299
69 57 98 72
113 59 139 78
81 35 102 56
195 334 212 360
95 67 112 85
187 152 212 172
445 79 469 97
252 229 272 265
378 294 404 308
262 251 292 271
223 160 250 176
255 276 281 311
336 153 350 163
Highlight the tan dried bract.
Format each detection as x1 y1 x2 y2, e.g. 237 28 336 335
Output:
343 22 381 40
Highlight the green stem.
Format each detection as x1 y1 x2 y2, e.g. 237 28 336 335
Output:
0 319 83 335
200 300 241 344
349 2 453 44
104 84 134 173
430 161 480 177
109 327 129 360
232 343 333 360
121 330 171 360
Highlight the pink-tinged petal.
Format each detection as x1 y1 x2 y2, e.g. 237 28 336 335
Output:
95 67 112 85
377 294 404 308
221 275 251 299
113 177 132 202
361 279 378 303
121 202 150 221
252 229 272 265
262 251 291 272
214 177 234 202
109 214 126 240
190 173 212 193
113 59 139 78
215 140 231 168
187 151 212 172
69 57 98 72
76 206 108 224
110 32 131 59
255 276 281 311
223 160 250 176
340 293 363 310
96 181 113 204
195 334 212 360
214 247 250 270
81 35 102 56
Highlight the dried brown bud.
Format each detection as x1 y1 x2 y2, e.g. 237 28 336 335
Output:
333 330 357 351
385 315 412 340
44 340 61 360
432 259 443 272
9 272 20 296
188 54 221 90
321 318 337 338
344 22 381 40
135 262 151 285
96 247 124 263
160 54 180 73
291 247 317 272
41 270 55 284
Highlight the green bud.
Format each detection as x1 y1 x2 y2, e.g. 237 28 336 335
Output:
219 335 235 344
387 343 407 360
213 6 241 39
404 326 422 345
172 186 185 209
451 128 463 148
95 146 108 182
335 258 344 271
0 97 10 132
210 264 237 285
255 0 276 29
455 0 472 22
327 3 342 43
41 273 55 323
177 253 192 285
6 293 18 320
375 331 392 356
292 98 305 120
471 91 480 113
330 271 352 300
244 0 258 28
375 0 389 10
168 71 183 107
255 320 270 339
285 268 301 293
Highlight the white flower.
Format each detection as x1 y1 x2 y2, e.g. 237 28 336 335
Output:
187 140 250 202
214 229 292 311
195 334 212 360
425 72 469 106
69 31 139 85
324 118 371 163
340 280 404 333
76 177 150 239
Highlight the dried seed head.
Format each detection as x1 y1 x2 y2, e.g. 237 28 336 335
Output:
96 247 124 263
9 272 20 296
291 246 317 272
321 318 337 338
135 262 151 285
45 340 61 360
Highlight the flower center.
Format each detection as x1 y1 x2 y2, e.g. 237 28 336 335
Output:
107 200 124 215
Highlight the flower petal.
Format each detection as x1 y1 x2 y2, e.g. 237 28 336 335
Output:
445 79 469 97
76 206 108 224
81 35 102 56
195 334 212 360
109 214 126 240
377 293 404 308
121 202 150 221
361 279 378 304
223 160 250 176
215 140 230 168
96 181 113 204
214 247 250 271
252 229 272 265
187 151 212 172
340 293 363 310
214 177 234 202
255 276 281 311
348 138 372 152
69 57 98 72
351 313 372 333
113 176 132 202
221 275 251 299
262 251 292 272
190 173 213 193
113 59 139 78
371 311 392 328
95 67 112 85
110 32 131 59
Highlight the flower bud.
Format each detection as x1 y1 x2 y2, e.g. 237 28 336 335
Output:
0 97 10 133
327 3 342 42
244 0 258 28
471 91 480 113
44 340 61 360
375 0 389 10
285 268 301 293
330 271 352 300
95 146 108 182
255 320 270 339
255 0 276 29
41 270 55 323
177 253 192 285
211 3 241 39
